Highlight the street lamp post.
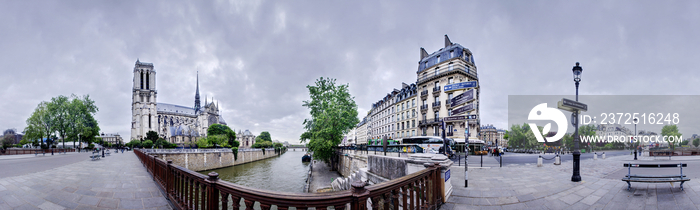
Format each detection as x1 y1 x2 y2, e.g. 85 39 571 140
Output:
634 118 638 160
571 62 583 182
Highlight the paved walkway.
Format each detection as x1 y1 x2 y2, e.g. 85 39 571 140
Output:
443 154 700 210
0 151 172 210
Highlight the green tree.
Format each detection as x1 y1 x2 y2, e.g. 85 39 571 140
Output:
661 125 683 149
692 138 700 147
146 131 159 142
24 102 52 149
196 138 212 148
207 124 237 147
142 140 154 148
127 139 142 148
154 138 168 148
1 135 14 149
256 131 272 143
47 95 71 149
300 77 359 162
66 95 99 150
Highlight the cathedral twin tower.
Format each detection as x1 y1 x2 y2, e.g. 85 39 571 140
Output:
130 60 226 145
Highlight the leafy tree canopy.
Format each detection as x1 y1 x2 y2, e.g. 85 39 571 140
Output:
146 131 159 141
255 131 272 143
207 124 238 147
661 125 683 148
300 77 359 162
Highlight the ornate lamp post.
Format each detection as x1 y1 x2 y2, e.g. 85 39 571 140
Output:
571 62 583 182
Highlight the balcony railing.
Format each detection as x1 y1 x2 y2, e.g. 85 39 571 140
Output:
432 101 441 107
134 149 444 210
418 65 478 84
432 86 441 93
447 132 454 136
420 90 428 97
421 104 428 110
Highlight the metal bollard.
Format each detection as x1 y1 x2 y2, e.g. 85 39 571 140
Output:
537 156 543 167
594 152 598 160
554 155 561 165
603 152 606 159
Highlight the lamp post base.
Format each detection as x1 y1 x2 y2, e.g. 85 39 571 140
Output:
572 151 581 182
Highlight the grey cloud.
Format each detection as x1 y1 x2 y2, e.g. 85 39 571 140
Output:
2 1 699 143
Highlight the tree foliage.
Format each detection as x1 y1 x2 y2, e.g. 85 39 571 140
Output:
661 125 683 149
693 138 700 148
146 131 159 142
300 77 359 162
24 95 99 149
142 140 154 148
207 124 238 147
255 131 272 143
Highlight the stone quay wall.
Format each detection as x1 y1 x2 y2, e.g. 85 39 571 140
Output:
144 148 284 171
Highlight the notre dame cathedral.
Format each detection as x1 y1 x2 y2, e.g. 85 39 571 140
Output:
130 60 226 146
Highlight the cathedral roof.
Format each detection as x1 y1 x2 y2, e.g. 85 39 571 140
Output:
157 103 198 116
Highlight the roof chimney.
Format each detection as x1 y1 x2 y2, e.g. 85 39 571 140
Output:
420 48 429 60
444 34 452 47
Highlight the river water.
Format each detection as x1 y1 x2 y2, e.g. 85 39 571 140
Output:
199 150 310 193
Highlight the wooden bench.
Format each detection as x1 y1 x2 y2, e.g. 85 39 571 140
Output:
622 163 690 191
90 152 101 161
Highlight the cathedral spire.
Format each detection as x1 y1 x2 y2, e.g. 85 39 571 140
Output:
194 71 201 113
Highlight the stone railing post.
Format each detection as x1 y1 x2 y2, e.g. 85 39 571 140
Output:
351 180 369 210
206 172 220 210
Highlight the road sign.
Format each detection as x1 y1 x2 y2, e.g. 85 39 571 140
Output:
444 115 466 121
450 89 475 107
444 81 477 92
558 98 587 112
451 102 475 116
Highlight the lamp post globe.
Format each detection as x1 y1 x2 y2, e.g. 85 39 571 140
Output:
571 62 583 182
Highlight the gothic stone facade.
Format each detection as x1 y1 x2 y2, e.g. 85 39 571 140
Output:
130 60 226 146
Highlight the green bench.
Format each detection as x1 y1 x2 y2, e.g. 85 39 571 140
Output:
622 163 690 191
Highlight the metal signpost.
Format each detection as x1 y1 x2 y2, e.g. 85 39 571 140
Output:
444 81 478 92
450 89 476 107
451 102 475 116
465 127 469 187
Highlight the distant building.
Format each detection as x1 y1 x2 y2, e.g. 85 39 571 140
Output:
237 129 256 148
130 60 227 147
1 129 23 145
417 35 480 141
97 133 123 146
480 125 505 147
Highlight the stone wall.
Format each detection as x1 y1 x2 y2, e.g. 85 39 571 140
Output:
337 153 367 177
147 149 283 171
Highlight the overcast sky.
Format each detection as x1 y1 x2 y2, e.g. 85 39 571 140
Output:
2 1 699 144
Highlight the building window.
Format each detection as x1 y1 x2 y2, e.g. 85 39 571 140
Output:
434 81 439 89
140 72 144 89
412 110 416 117
449 63 453 71
146 73 150 89
148 114 151 128
422 99 427 106
437 55 441 63
422 114 427 120
434 68 438 76
448 77 454 84
448 93 453 101
434 96 439 103
412 99 415 106
448 109 452 116
450 50 454 58
434 111 439 119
